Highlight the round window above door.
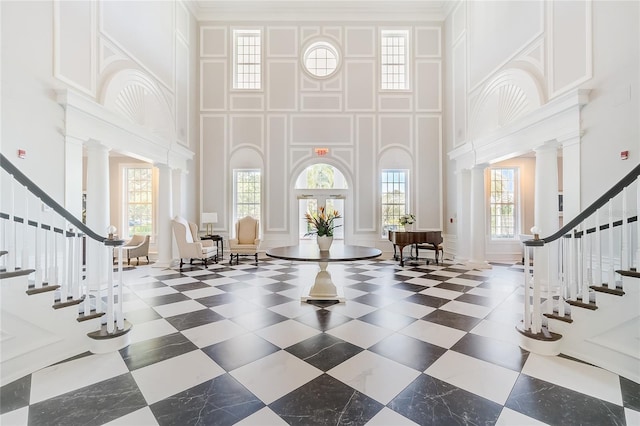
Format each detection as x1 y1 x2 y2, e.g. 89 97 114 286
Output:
302 41 341 79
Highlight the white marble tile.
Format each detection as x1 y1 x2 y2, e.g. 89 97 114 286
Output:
152 299 206 317
444 277 482 287
181 319 247 347
128 318 178 344
328 350 420 405
134 286 178 299
211 301 262 319
0 406 28 426
254 269 288 277
428 270 461 278
400 320 466 349
496 407 548 425
123 298 153 313
419 286 463 300
230 351 322 404
244 277 280 286
182 286 224 299
365 277 401 286
275 288 303 300
384 300 436 318
625 408 640 426
216 269 251 277
366 407 419 425
254 320 319 348
132 350 224 404
470 319 521 346
394 270 427 278
104 406 159 425
372 287 414 300
267 300 317 318
234 287 272 300
31 352 129 403
440 300 492 319
521 354 623 405
425 350 519 405
327 320 393 349
405 277 442 287
202 276 241 286
326 300 378 318
235 407 288 425
342 287 368 299
162 276 199 286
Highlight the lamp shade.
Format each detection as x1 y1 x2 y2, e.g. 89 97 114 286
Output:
202 212 218 225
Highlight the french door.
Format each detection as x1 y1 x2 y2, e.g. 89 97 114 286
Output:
298 192 345 241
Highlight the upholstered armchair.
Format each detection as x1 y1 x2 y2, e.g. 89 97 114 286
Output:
122 234 150 265
171 216 218 269
229 216 260 265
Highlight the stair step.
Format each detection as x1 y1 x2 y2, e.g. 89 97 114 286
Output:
53 296 85 309
567 299 599 311
616 269 640 279
516 322 563 341
0 269 35 280
590 284 625 296
87 320 133 340
0 250 7 257
26 284 60 295
77 310 105 322
544 312 574 323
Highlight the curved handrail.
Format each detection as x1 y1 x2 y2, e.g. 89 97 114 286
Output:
525 163 640 245
1 153 107 242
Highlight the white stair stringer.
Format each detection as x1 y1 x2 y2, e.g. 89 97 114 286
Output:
1 274 99 385
548 275 640 383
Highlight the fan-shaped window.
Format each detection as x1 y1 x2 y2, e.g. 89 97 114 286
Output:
295 164 348 189
303 41 340 78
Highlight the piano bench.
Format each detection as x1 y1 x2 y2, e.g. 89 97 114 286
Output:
414 243 443 264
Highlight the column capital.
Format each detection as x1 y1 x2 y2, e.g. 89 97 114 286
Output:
533 140 560 153
558 131 584 148
85 139 110 153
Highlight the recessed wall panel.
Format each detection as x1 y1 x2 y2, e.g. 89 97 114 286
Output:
231 116 264 149
268 61 297 110
291 116 352 144
266 115 287 231
416 61 441 111
379 96 412 111
345 27 375 57
55 1 94 95
230 95 264 110
201 26 227 57
379 116 412 150
346 61 374 111
201 116 226 217
301 95 342 111
268 28 298 56
551 0 591 94
356 116 376 231
453 40 467 145
201 61 227 110
176 38 189 145
416 116 442 229
415 27 441 57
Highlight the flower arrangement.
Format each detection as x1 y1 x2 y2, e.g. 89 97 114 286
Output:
399 213 416 226
305 206 342 237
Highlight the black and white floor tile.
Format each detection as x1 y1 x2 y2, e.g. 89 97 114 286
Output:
1 255 639 425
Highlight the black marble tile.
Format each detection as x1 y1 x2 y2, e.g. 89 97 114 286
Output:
0 374 30 414
369 333 447 371
295 309 352 331
358 309 416 331
150 373 264 426
143 292 191 307
392 282 429 292
269 374 384 425
171 281 213 292
505 374 626 426
120 332 198 370
270 273 300 282
262 282 297 293
435 282 475 293
193 273 222 281
346 277 381 287
421 309 482 332
28 373 146 425
456 273 487 281
251 293 295 308
450 333 529 372
195 292 239 307
620 375 640 411
404 293 450 309
350 293 391 308
128 281 167 291
455 292 498 307
165 308 225 331
230 272 261 281
231 308 288 330
389 374 502 425
202 333 280 371
122 307 162 324
285 333 363 371
216 282 252 292
153 273 186 281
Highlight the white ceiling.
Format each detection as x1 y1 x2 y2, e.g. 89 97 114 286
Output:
187 0 457 22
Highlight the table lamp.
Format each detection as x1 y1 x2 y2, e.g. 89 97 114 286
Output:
201 212 218 236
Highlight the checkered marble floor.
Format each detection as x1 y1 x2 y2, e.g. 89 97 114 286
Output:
1 256 639 425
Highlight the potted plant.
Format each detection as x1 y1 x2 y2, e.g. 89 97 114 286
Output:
399 213 416 231
305 207 342 250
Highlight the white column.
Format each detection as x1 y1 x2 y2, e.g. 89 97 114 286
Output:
468 163 491 269
85 140 110 289
560 134 582 221
456 168 471 262
154 163 173 267
533 141 560 288
64 136 84 218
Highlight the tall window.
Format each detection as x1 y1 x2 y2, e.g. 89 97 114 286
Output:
381 30 409 90
233 29 261 89
381 170 408 236
490 168 517 239
234 170 261 221
125 167 153 238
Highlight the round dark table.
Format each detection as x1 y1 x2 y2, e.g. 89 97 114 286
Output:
266 245 382 302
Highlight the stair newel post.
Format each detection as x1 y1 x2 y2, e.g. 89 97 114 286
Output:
595 208 602 286
557 239 566 318
578 229 587 304
545 241 553 315
621 187 629 272
530 227 542 334
608 200 615 288
106 244 114 334
34 199 43 289
523 244 532 332
116 246 124 330
21 187 29 272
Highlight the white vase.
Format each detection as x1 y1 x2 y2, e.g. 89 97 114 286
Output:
404 223 414 231
317 235 333 251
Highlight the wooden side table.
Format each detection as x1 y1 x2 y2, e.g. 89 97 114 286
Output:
201 235 224 259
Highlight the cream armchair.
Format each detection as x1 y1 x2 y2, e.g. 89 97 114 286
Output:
229 216 260 265
172 216 218 269
123 234 150 265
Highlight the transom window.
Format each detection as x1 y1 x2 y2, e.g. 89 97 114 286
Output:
233 29 261 89
295 163 348 189
381 30 409 90
234 170 261 221
303 41 340 78
490 168 517 239
381 170 409 236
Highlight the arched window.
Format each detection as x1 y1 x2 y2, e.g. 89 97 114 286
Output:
295 163 348 189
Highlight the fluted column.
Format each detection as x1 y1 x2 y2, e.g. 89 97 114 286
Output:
456 168 471 262
154 163 173 267
468 163 491 269
85 140 110 289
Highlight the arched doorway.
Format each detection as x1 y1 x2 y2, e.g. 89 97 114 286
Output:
294 163 348 244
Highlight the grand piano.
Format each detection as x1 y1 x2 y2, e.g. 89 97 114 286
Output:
388 230 443 267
